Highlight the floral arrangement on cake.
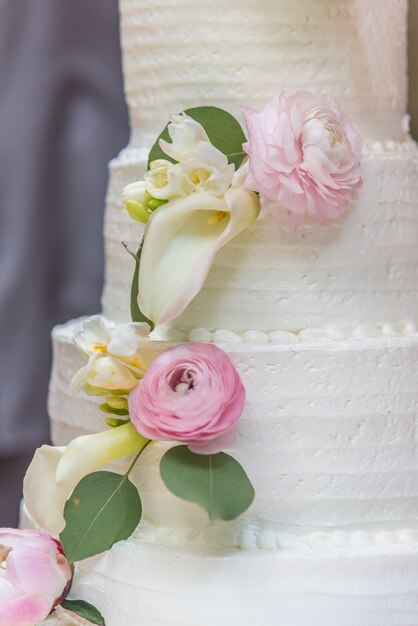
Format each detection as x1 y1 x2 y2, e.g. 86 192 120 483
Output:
10 90 362 626
124 90 362 328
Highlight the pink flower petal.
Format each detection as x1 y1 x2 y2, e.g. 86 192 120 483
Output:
242 90 363 223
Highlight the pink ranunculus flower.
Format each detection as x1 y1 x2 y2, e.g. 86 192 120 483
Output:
242 90 363 222
0 528 72 626
128 343 245 454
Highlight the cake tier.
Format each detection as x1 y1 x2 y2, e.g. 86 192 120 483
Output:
102 141 418 332
30 524 418 626
50 319 418 547
120 0 408 146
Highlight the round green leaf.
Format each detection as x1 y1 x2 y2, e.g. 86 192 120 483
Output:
60 471 142 563
148 106 247 170
160 446 255 520
61 599 105 626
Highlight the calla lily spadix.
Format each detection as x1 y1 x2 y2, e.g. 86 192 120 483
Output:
23 422 149 537
138 186 260 325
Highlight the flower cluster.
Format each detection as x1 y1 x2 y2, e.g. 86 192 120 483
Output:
18 93 364 626
24 319 249 543
123 112 260 326
123 114 236 225
122 94 362 326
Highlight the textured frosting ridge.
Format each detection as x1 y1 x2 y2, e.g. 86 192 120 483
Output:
120 0 408 145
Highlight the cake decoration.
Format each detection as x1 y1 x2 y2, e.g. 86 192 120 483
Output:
123 108 260 327
69 316 149 396
23 320 255 571
0 528 78 626
124 93 363 329
242 91 363 223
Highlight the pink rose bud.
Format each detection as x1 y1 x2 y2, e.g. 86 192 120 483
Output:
0 528 72 626
243 90 363 223
129 343 245 454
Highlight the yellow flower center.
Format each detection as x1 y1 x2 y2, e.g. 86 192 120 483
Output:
207 210 228 225
0 545 12 565
93 344 108 353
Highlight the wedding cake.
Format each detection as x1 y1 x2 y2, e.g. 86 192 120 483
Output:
22 0 418 624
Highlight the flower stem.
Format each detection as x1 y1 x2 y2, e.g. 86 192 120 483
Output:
125 439 152 477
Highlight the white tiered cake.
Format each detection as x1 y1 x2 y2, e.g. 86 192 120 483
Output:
38 0 418 624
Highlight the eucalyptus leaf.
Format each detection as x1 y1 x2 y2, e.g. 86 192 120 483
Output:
60 471 141 563
160 446 255 520
130 242 155 330
148 106 247 170
61 599 105 626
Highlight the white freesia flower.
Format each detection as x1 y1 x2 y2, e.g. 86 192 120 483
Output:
159 113 210 162
74 316 149 361
71 317 150 394
122 180 150 206
145 158 235 200
23 423 149 536
144 159 183 200
137 186 260 325
70 351 141 394
122 180 152 223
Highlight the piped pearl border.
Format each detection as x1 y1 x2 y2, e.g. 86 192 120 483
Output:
153 320 418 345
133 521 418 552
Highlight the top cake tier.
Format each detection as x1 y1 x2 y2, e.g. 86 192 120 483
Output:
121 0 408 146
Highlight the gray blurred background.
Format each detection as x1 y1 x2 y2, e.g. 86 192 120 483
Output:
0 0 129 526
0 0 418 526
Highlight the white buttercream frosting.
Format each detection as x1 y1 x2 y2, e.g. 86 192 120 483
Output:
121 0 407 146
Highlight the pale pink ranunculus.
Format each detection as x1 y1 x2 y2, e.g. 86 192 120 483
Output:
0 528 72 626
128 343 245 454
242 91 363 222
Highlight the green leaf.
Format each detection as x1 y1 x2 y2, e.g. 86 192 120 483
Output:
160 446 255 521
148 106 247 170
60 471 142 563
61 600 105 626
130 242 155 330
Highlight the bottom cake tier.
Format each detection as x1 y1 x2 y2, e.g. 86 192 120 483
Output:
23 499 418 626
28 316 418 625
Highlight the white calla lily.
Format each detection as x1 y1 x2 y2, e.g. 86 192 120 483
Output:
138 186 260 325
23 422 149 536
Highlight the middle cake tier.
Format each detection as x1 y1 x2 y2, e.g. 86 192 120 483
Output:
102 141 418 333
50 318 418 549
